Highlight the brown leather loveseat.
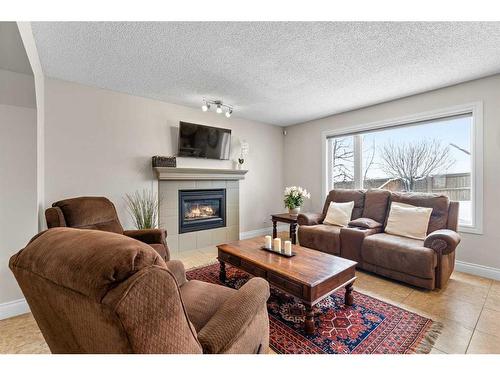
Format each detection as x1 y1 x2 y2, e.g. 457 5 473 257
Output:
9 228 270 354
298 189 461 290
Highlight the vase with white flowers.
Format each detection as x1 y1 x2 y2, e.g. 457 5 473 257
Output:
283 186 311 216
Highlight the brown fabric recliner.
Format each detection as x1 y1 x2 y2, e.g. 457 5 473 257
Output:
45 196 170 261
298 189 461 290
9 228 270 354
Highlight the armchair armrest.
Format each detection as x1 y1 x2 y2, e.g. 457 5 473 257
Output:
197 277 270 354
424 229 461 255
297 212 324 226
124 228 166 245
165 260 187 286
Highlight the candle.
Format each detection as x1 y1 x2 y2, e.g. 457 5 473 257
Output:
264 235 272 249
273 238 281 253
284 240 292 255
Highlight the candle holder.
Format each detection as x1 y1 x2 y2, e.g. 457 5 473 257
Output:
259 246 296 257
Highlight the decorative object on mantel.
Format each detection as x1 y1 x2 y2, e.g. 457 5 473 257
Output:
284 186 311 216
201 98 233 118
124 189 159 229
238 140 249 169
152 155 176 168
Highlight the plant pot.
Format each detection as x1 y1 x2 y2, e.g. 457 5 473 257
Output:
288 207 301 216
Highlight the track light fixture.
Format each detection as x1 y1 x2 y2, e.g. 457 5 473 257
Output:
201 99 234 118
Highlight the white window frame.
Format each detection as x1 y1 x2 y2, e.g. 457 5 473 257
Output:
321 102 484 235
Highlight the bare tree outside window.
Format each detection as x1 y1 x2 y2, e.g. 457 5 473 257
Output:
379 139 455 191
331 137 354 183
363 138 376 183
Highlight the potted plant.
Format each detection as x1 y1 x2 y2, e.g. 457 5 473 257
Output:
283 186 311 216
124 189 159 229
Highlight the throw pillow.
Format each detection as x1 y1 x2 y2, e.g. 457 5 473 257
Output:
348 217 382 229
323 201 355 227
384 202 433 240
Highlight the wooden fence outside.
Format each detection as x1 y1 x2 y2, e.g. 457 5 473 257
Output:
334 172 471 201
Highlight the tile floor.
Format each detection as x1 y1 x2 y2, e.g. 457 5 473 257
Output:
1 232 500 354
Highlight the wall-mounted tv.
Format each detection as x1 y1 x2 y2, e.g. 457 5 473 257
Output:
178 121 231 160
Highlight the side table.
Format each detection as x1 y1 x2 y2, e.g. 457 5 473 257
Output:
271 213 299 244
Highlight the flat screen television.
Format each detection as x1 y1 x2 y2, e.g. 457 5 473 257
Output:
178 121 231 160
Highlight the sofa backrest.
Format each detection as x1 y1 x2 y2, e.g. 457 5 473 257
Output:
322 189 365 221
446 201 460 232
9 228 201 354
324 189 456 234
389 192 450 234
362 189 391 223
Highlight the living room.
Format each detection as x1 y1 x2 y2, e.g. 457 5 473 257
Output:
1 1 500 371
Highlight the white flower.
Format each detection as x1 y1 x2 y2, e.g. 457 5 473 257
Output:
284 185 311 199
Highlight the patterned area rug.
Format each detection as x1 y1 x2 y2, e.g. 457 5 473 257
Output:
186 263 442 354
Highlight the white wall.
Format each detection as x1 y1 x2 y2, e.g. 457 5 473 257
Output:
44 78 285 233
284 74 500 272
0 70 37 311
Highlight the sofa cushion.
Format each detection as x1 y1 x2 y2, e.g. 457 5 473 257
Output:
322 189 365 221
298 224 341 255
180 280 236 332
324 201 354 227
385 202 433 240
362 233 437 279
362 189 391 223
390 192 449 234
348 217 382 229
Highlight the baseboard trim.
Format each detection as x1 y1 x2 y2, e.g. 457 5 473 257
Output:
455 260 500 281
0 298 30 320
240 225 288 240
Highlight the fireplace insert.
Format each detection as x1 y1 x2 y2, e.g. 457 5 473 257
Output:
179 189 226 233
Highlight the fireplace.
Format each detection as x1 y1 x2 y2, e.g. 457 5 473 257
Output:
179 189 226 233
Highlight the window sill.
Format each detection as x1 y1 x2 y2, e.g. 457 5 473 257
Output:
458 225 483 235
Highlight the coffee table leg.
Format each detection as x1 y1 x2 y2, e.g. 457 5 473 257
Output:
219 260 226 283
272 220 277 239
345 282 354 306
304 305 315 335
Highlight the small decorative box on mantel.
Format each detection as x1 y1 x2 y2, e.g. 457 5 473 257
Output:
152 156 176 168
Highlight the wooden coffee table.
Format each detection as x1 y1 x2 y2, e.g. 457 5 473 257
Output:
217 237 357 335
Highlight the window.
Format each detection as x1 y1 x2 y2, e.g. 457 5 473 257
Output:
324 103 483 234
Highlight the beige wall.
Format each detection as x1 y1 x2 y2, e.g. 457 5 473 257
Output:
0 69 36 108
284 74 500 271
44 78 284 233
0 72 37 308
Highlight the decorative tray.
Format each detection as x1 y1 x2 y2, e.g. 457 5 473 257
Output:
260 246 296 258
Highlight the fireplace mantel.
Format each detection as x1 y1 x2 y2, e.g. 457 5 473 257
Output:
154 167 248 181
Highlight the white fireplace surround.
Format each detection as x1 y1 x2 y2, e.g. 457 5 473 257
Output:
156 167 247 258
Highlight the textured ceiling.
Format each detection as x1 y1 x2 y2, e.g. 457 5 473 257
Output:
32 22 500 126
0 22 33 75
